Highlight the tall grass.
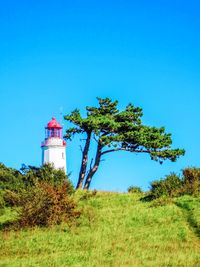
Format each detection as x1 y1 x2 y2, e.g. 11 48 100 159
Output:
0 192 200 267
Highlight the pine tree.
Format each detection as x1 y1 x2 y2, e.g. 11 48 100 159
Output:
64 98 185 189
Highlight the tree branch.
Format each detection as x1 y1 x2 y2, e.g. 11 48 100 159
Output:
101 148 151 155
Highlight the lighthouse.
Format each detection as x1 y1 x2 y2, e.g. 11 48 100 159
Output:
41 117 67 173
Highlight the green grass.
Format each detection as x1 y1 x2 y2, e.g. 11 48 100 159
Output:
175 195 200 239
0 192 200 267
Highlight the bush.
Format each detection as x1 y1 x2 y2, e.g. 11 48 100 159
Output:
21 164 74 195
150 173 183 199
182 168 200 195
14 181 81 228
0 163 24 192
78 189 98 201
1 163 79 229
3 190 21 207
145 168 200 202
127 186 142 194
0 190 5 211
1 163 74 208
149 196 174 207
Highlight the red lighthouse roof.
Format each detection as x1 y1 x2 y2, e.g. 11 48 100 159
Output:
46 117 62 129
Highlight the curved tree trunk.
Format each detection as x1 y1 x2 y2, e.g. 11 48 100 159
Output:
84 142 102 190
76 131 92 189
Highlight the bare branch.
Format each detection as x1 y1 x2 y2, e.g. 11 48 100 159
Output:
101 148 127 155
101 148 151 155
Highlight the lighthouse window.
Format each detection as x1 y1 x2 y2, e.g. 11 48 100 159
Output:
62 153 64 159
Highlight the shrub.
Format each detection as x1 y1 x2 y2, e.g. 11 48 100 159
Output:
15 181 81 228
127 186 142 194
150 173 183 199
79 189 98 201
182 168 200 195
3 190 21 207
149 195 174 207
21 164 74 195
0 163 24 192
1 163 74 208
0 190 5 211
145 168 200 202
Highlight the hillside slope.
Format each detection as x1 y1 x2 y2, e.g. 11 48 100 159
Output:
0 193 200 267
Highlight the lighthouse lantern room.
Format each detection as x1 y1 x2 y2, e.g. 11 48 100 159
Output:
41 117 67 173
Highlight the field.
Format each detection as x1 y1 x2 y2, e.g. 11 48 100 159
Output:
0 192 200 267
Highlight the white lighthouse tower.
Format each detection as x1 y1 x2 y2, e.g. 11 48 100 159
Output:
41 117 67 173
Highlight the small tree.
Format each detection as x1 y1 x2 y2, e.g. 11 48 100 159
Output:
64 97 185 190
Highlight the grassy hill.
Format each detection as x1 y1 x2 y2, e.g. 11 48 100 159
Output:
0 192 200 267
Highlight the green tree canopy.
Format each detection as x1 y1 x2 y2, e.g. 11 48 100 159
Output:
64 97 185 189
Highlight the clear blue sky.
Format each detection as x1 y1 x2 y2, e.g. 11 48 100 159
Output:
0 0 200 191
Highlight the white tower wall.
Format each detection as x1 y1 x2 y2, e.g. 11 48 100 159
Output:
42 137 67 173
